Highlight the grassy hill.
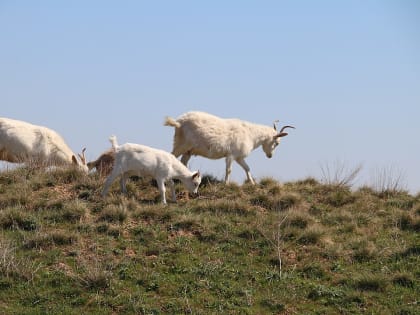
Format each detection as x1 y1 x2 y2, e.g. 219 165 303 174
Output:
0 167 418 314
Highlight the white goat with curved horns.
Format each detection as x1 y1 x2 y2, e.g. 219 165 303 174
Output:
0 117 88 172
164 111 295 184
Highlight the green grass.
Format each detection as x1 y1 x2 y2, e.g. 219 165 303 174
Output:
0 168 418 314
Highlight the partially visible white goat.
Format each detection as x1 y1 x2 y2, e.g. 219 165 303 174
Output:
164 111 294 184
0 117 88 172
101 136 201 204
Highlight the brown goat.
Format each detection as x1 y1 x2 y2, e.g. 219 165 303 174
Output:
87 149 115 176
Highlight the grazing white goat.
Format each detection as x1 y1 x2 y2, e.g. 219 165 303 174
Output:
101 136 201 204
0 117 88 172
164 111 294 184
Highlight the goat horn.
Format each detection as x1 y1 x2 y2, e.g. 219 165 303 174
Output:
273 120 279 130
279 125 295 133
78 148 87 164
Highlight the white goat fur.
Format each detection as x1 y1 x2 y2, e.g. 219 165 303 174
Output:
101 136 201 204
164 111 294 184
0 117 88 172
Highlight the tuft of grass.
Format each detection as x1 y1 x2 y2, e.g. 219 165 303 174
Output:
259 177 278 186
415 203 420 215
386 195 415 210
62 200 87 222
51 231 78 245
0 206 38 231
98 204 127 223
46 167 87 185
260 298 285 313
297 226 324 245
76 257 112 290
299 263 328 280
23 231 78 249
0 238 41 281
96 223 109 234
292 177 320 187
397 213 420 232
133 205 173 223
323 188 356 207
171 219 201 232
353 274 388 292
319 160 363 188
122 198 142 212
237 228 261 240
0 186 31 208
43 198 65 210
131 226 157 244
250 193 300 211
285 210 312 229
370 165 407 197
307 284 344 301
321 209 354 229
197 180 240 200
249 194 270 207
258 177 283 195
352 241 378 263
393 246 420 260
200 173 222 187
392 272 415 288
47 200 87 223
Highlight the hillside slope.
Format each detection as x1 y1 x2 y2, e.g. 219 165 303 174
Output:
0 167 419 314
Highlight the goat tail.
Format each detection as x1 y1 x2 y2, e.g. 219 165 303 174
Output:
109 135 119 151
164 116 181 128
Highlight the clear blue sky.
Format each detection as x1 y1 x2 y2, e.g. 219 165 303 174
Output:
1 1 419 193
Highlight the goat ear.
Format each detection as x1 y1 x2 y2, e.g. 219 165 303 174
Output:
71 155 79 165
192 171 201 179
275 132 288 138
